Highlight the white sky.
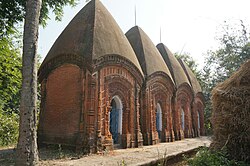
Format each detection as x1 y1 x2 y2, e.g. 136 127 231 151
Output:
38 0 250 68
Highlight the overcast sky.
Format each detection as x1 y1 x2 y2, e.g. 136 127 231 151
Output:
38 0 250 68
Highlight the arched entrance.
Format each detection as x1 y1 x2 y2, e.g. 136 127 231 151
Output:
197 111 200 130
181 108 185 131
109 96 123 144
156 103 162 139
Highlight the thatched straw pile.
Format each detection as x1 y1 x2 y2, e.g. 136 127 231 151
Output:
211 60 250 162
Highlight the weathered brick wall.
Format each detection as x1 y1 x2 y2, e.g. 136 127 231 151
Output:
141 73 174 145
38 63 205 150
193 96 205 136
175 84 193 140
39 64 81 145
97 65 141 149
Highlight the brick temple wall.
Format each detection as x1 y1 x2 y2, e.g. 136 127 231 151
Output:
38 64 205 152
38 64 81 145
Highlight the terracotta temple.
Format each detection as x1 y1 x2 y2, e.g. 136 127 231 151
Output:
38 0 205 153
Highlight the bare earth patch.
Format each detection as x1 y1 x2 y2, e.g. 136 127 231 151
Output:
0 137 211 166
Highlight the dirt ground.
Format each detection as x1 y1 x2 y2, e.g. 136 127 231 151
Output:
0 137 211 166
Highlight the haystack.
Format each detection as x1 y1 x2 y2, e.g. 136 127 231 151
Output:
211 60 250 162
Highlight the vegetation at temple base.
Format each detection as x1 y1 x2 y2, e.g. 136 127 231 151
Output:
187 147 248 166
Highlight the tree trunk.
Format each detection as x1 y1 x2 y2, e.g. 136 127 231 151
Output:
16 0 42 165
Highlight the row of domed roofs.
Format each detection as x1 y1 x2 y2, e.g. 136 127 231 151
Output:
40 0 202 94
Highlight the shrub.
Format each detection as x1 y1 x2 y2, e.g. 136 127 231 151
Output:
188 147 248 166
0 108 19 146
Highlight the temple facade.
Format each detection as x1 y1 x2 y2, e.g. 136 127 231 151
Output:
38 0 205 153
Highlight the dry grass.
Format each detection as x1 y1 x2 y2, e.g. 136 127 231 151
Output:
211 60 250 162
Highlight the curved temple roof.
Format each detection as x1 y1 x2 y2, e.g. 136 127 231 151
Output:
157 43 190 88
125 26 173 81
178 59 202 94
40 0 143 75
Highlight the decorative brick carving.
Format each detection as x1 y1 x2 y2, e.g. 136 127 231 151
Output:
140 73 174 145
38 57 205 153
37 0 205 154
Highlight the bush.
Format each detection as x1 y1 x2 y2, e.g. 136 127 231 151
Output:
0 37 22 115
0 108 19 146
188 147 248 166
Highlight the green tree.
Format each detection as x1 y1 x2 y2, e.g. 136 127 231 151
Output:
0 29 22 148
8 0 80 165
204 20 250 84
0 37 22 114
201 20 250 135
174 52 203 84
0 0 79 36
175 52 199 74
16 0 41 164
0 108 19 146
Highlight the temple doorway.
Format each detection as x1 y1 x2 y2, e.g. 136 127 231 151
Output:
197 111 200 131
181 108 185 130
109 96 123 144
156 103 162 139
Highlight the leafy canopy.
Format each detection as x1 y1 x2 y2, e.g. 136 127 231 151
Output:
0 0 79 36
200 20 250 135
0 36 21 146
0 37 22 114
204 20 250 85
174 52 199 74
0 108 19 146
0 0 80 149
176 21 250 136
174 52 203 85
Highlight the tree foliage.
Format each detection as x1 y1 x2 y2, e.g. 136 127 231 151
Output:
175 52 203 85
176 21 250 136
0 37 22 114
0 0 80 151
201 20 250 135
204 20 250 84
0 109 19 146
175 52 199 74
0 0 79 36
